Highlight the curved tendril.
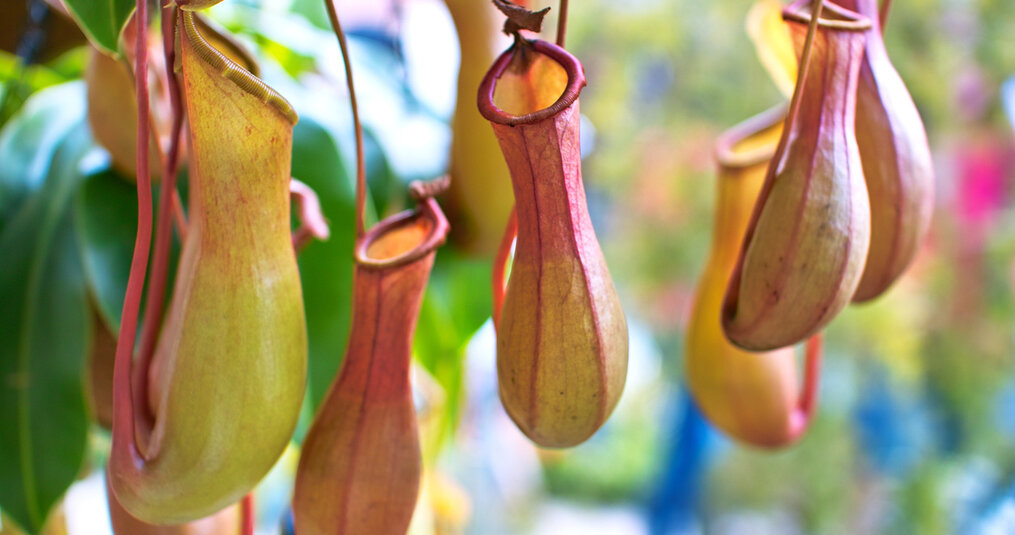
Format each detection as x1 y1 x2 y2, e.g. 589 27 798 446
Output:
135 5 186 424
779 335 825 442
290 178 330 252
492 207 517 331
793 332 823 436
408 174 450 201
111 0 154 465
323 0 367 238
771 0 828 430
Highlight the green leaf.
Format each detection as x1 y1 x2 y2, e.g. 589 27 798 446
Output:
62 0 135 57
0 127 92 534
74 160 185 333
413 252 492 452
0 50 84 126
414 252 492 372
287 0 331 30
290 117 358 418
0 53 68 89
72 168 140 331
0 82 87 235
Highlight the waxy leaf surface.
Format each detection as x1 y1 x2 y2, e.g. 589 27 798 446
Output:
0 82 87 235
0 126 92 534
74 169 141 332
290 117 357 415
62 0 134 56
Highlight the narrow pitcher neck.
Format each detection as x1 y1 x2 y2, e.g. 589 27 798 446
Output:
346 255 434 378
780 17 867 172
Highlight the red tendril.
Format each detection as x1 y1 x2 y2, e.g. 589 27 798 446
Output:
324 0 367 239
111 0 154 463
134 5 186 425
241 493 254 535
789 332 824 439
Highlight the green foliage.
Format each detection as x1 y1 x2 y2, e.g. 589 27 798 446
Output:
542 392 663 502
707 411 855 532
0 82 87 233
0 49 87 127
73 169 141 331
290 117 357 415
0 87 93 533
62 0 134 57
413 252 493 454
288 0 331 30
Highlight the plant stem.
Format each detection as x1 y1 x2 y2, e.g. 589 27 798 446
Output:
797 333 823 422
112 0 154 461
772 0 824 162
775 0 824 438
135 5 185 424
172 189 188 239
491 207 517 331
324 0 367 238
879 0 892 31
241 493 254 535
555 0 569 47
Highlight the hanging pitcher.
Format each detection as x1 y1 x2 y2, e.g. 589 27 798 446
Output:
722 0 872 351
838 0 935 302
687 105 822 448
480 34 628 448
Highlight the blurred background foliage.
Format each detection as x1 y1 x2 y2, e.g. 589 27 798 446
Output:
1 0 1015 533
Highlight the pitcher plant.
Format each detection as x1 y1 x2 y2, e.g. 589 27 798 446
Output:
482 0 628 448
686 105 823 448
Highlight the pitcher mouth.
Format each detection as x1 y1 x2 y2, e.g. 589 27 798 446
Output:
477 38 587 126
782 0 871 31
355 197 449 270
179 11 298 124
714 103 788 170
